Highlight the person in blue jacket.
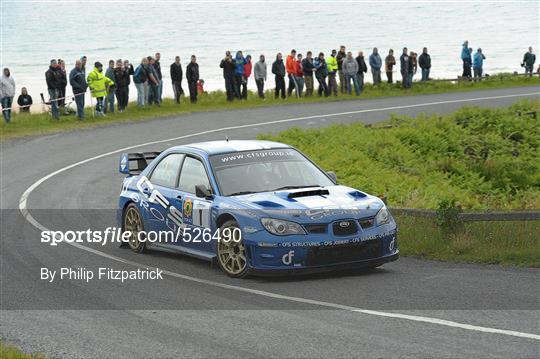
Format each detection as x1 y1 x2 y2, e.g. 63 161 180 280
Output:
461 41 472 79
473 48 486 81
369 47 382 85
234 51 246 99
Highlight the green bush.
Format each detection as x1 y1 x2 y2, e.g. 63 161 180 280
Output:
436 199 463 231
259 100 540 210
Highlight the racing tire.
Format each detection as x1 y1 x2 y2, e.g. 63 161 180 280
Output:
216 220 248 278
123 203 147 253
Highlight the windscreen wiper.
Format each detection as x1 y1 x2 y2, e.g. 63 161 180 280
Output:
227 191 258 196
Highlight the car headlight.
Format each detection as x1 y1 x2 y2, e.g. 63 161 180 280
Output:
375 207 390 226
261 218 306 236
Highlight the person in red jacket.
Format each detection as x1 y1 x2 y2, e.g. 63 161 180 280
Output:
197 79 205 95
285 49 297 97
242 55 252 100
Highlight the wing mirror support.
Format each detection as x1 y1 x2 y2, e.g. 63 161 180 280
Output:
195 184 213 199
326 171 337 183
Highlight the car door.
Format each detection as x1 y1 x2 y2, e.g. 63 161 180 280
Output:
144 153 185 241
176 155 213 252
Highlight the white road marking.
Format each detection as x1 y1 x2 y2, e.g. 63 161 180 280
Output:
18 91 540 341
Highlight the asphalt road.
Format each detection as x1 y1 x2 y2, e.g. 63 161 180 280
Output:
1 87 539 358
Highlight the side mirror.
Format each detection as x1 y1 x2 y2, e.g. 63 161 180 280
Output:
326 171 337 183
195 184 213 199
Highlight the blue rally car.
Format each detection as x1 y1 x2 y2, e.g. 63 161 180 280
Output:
117 140 398 277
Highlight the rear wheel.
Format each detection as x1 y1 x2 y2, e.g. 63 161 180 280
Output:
123 203 146 253
217 220 248 278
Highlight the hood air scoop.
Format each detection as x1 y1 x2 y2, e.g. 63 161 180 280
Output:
287 188 329 199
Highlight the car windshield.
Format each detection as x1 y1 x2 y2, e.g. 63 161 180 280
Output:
209 148 334 196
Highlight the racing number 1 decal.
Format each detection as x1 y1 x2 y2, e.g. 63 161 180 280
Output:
193 200 211 228
183 197 211 228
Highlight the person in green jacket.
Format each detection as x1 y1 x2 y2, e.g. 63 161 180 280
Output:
87 61 114 116
326 49 338 96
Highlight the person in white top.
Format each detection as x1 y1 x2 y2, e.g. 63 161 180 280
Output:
0 68 16 123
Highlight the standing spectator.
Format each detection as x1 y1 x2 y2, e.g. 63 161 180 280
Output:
58 59 68 114
336 45 347 93
154 52 163 103
314 52 329 97
327 49 338 96
522 47 536 76
473 48 486 81
369 48 382 85
461 41 472 79
234 51 246 99
400 48 411 88
45 59 62 119
220 52 236 101
286 49 298 97
294 53 304 97
186 55 199 103
87 61 114 116
134 57 151 107
114 59 130 111
272 53 286 99
355 51 368 90
254 54 267 99
123 60 134 107
17 87 33 113
385 49 396 83
170 56 183 104
302 51 315 97
81 56 88 76
104 60 116 113
147 57 160 105
409 51 417 84
342 52 360 95
69 59 87 120
242 55 252 99
0 68 15 123
418 47 431 81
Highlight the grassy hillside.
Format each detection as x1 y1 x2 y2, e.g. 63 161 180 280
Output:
260 100 540 210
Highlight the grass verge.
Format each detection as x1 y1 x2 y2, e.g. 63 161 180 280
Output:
261 101 539 266
397 215 540 267
0 342 46 359
1 73 539 140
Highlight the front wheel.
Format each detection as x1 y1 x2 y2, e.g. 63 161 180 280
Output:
216 220 248 278
123 203 146 253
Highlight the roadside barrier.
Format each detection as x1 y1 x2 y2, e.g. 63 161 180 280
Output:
1 91 86 112
390 208 540 221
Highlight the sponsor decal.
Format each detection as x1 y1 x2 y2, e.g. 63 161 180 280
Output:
282 250 295 265
242 226 258 234
120 153 128 172
183 198 193 218
136 176 183 228
276 230 397 248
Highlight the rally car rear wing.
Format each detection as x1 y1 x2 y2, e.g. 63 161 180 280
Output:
119 152 161 175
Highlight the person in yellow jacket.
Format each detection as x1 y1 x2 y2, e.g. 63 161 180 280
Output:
326 50 338 96
87 61 114 116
